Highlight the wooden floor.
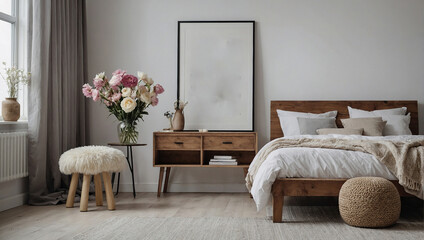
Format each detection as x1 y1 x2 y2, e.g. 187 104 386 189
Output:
0 193 422 240
0 193 264 239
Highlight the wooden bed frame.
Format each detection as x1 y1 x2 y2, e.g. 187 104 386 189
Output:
270 100 419 223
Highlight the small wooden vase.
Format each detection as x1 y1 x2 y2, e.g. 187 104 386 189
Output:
172 109 185 131
2 98 20 121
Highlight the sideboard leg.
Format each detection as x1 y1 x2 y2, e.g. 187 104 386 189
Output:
157 167 165 197
163 167 171 193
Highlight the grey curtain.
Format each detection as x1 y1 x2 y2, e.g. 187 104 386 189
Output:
28 0 87 205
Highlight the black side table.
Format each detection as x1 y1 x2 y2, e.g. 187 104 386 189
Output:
108 143 147 198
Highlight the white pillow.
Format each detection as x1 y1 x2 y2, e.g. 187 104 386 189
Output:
382 114 412 135
347 106 411 136
297 117 337 135
277 109 338 136
348 106 407 118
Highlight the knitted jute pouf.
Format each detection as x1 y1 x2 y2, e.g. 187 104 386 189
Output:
339 177 401 228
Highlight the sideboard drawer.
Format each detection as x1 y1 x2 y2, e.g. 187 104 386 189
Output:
203 136 255 150
156 136 201 150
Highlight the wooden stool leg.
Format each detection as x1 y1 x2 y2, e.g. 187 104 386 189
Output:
94 174 103 206
80 174 91 212
157 167 165 197
163 167 171 193
66 173 79 208
102 172 115 210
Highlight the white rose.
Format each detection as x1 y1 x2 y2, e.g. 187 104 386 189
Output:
140 92 152 104
96 72 105 79
121 87 132 97
120 97 137 113
137 71 147 81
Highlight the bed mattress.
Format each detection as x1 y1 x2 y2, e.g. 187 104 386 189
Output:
249 134 424 210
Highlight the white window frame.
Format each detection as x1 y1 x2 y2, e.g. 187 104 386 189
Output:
0 0 18 69
0 0 29 124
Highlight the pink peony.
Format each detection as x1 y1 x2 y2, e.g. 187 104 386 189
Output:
112 69 126 76
121 74 138 88
111 92 122 102
109 74 122 87
151 93 159 106
154 84 164 94
92 89 100 101
82 84 93 98
93 77 105 89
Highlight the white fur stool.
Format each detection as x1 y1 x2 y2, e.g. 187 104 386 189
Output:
59 146 126 212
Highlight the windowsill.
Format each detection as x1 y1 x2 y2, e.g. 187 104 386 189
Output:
0 120 28 132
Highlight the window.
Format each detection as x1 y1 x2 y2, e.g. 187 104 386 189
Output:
0 0 28 121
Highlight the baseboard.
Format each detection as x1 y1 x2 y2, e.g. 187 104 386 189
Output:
0 193 28 212
113 183 248 193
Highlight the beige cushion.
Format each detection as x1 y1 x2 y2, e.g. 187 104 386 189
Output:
316 128 363 135
341 118 387 136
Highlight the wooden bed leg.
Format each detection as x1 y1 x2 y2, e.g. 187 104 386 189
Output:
243 168 253 198
273 195 284 223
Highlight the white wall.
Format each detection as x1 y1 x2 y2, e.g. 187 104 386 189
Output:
0 178 28 212
85 0 424 192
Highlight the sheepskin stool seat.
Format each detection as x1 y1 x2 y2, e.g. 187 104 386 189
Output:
59 146 126 212
339 177 401 228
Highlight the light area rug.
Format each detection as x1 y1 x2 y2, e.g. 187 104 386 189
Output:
73 206 423 240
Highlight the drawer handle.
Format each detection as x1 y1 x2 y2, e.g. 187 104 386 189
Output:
222 141 233 144
174 141 184 145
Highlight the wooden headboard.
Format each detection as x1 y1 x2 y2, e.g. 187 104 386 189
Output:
270 101 419 140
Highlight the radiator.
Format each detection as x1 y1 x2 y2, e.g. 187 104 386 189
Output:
0 131 28 183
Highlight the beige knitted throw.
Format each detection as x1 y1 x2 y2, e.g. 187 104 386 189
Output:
246 138 424 199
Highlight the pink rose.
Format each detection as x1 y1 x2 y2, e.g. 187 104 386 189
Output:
111 92 122 102
92 89 100 101
151 93 159 106
93 77 105 89
121 74 138 88
82 84 93 98
154 84 164 94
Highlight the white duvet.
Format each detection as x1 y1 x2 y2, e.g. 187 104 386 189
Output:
249 134 424 211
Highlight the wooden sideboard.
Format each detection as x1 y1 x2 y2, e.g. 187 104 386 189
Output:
153 131 258 197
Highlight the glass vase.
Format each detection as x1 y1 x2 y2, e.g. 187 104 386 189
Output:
117 121 139 144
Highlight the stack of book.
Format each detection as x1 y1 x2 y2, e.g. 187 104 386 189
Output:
209 156 237 165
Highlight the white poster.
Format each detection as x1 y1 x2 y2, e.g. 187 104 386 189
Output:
178 21 254 131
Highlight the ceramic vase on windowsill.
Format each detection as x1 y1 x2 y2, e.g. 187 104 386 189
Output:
0 62 31 121
2 98 20 121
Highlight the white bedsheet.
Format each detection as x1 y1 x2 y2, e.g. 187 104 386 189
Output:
249 134 424 211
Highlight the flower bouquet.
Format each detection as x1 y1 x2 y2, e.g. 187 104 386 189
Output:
82 69 164 143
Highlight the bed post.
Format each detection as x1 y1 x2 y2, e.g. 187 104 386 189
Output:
271 181 284 223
